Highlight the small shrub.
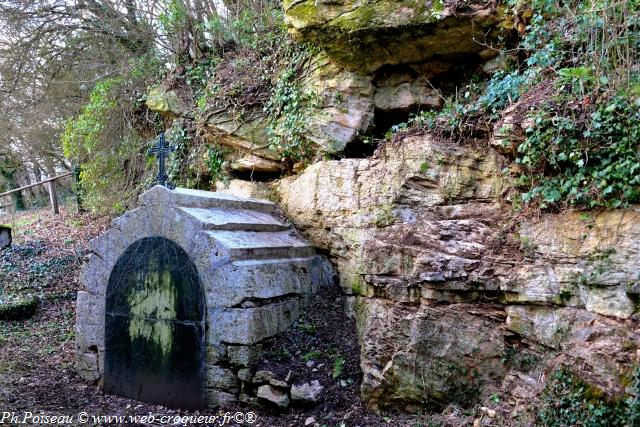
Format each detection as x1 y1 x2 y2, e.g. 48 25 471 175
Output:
204 145 228 185
302 350 321 362
332 356 346 379
62 56 162 214
374 205 395 227
0 295 38 321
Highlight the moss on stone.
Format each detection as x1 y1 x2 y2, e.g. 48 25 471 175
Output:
0 295 37 321
127 258 177 356
286 0 506 73
286 1 321 25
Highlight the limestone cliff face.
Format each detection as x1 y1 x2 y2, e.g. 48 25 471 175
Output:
160 1 512 163
152 0 640 414
284 0 505 74
277 135 640 411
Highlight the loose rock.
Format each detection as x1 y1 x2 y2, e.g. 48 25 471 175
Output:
291 380 323 403
253 370 276 384
257 385 290 409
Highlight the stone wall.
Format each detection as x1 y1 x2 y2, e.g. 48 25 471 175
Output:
76 186 334 408
277 134 640 411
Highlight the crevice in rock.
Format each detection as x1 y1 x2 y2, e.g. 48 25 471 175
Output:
341 137 379 159
371 108 417 139
230 293 301 309
228 169 283 183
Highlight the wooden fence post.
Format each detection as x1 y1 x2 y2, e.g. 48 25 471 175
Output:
0 172 72 215
47 179 60 214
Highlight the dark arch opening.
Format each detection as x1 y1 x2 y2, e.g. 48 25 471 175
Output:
104 236 206 409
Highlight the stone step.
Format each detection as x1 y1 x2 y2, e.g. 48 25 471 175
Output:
180 207 289 232
209 256 332 307
141 186 276 213
206 230 315 260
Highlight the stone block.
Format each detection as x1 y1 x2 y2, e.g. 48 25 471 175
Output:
76 351 100 382
0 226 11 249
227 344 262 367
291 380 323 403
208 299 301 345
209 257 326 307
237 368 253 382
76 291 104 324
257 385 289 409
206 344 224 364
206 366 238 392
75 322 104 352
206 389 237 408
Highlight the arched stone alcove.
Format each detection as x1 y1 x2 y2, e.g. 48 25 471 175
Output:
104 236 206 409
76 186 333 408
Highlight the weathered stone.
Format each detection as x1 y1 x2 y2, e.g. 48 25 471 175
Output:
76 351 100 382
230 155 282 174
511 209 640 319
256 385 290 409
284 0 506 74
0 225 11 249
76 185 327 409
75 322 104 353
237 368 253 382
215 179 276 201
206 389 238 407
208 299 302 345
359 299 505 411
505 306 595 349
253 370 277 384
204 53 375 156
277 131 640 411
277 129 640 412
227 344 262 367
206 344 224 365
299 54 374 153
278 134 505 294
373 79 442 112
291 380 324 403
269 378 289 388
208 256 329 308
205 114 280 161
482 53 512 74
146 85 188 117
239 393 258 404
206 366 238 392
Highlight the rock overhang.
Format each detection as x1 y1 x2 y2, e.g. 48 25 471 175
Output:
284 0 510 74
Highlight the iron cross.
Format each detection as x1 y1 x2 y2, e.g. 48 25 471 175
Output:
149 132 176 188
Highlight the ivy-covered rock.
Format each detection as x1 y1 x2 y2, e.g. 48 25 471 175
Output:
0 295 38 321
284 0 508 74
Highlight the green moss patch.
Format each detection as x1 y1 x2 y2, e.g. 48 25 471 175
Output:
0 295 38 321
